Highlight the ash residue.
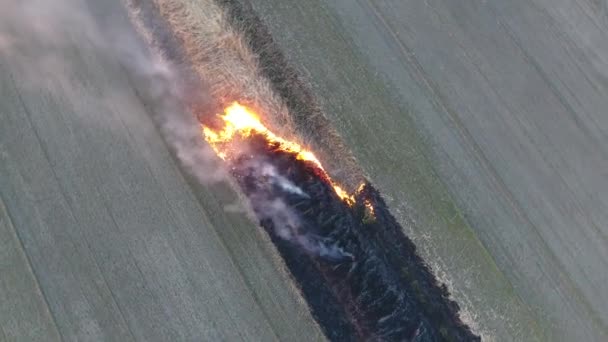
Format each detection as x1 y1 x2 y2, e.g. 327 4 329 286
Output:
230 135 479 341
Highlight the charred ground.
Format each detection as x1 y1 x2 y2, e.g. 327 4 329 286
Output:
228 134 479 341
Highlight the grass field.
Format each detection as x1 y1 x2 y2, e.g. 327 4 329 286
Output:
213 1 539 340
0 0 324 340
227 0 608 340
144 0 540 338
2 0 607 340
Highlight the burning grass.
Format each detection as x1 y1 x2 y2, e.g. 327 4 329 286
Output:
203 101 479 340
124 0 479 340
203 102 357 205
126 0 363 191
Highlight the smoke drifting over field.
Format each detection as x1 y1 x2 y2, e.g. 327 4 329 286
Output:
0 0 225 185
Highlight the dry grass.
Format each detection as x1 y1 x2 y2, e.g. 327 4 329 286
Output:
123 0 337 338
125 0 364 191
141 0 291 132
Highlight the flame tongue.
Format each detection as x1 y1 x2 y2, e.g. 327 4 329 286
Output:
202 102 356 204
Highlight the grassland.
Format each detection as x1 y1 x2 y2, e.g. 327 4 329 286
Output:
224 0 608 341
86 0 543 339
210 1 541 340
3 0 606 340
0 0 324 340
141 0 538 339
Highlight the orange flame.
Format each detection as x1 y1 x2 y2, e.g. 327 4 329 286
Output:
202 102 356 204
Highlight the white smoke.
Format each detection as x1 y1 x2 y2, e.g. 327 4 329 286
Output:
0 0 225 184
0 0 108 88
260 164 310 198
0 0 348 261
252 195 350 261
240 158 352 261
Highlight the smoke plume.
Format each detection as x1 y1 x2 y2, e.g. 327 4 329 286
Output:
0 0 225 184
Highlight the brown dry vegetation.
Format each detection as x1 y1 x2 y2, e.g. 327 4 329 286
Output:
125 0 364 191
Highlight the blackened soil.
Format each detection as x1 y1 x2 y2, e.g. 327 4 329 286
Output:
230 136 479 341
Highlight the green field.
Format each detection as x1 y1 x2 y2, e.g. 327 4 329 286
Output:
0 0 323 340
234 0 608 340
2 0 607 341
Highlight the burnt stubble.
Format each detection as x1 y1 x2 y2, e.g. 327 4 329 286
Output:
229 135 479 341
